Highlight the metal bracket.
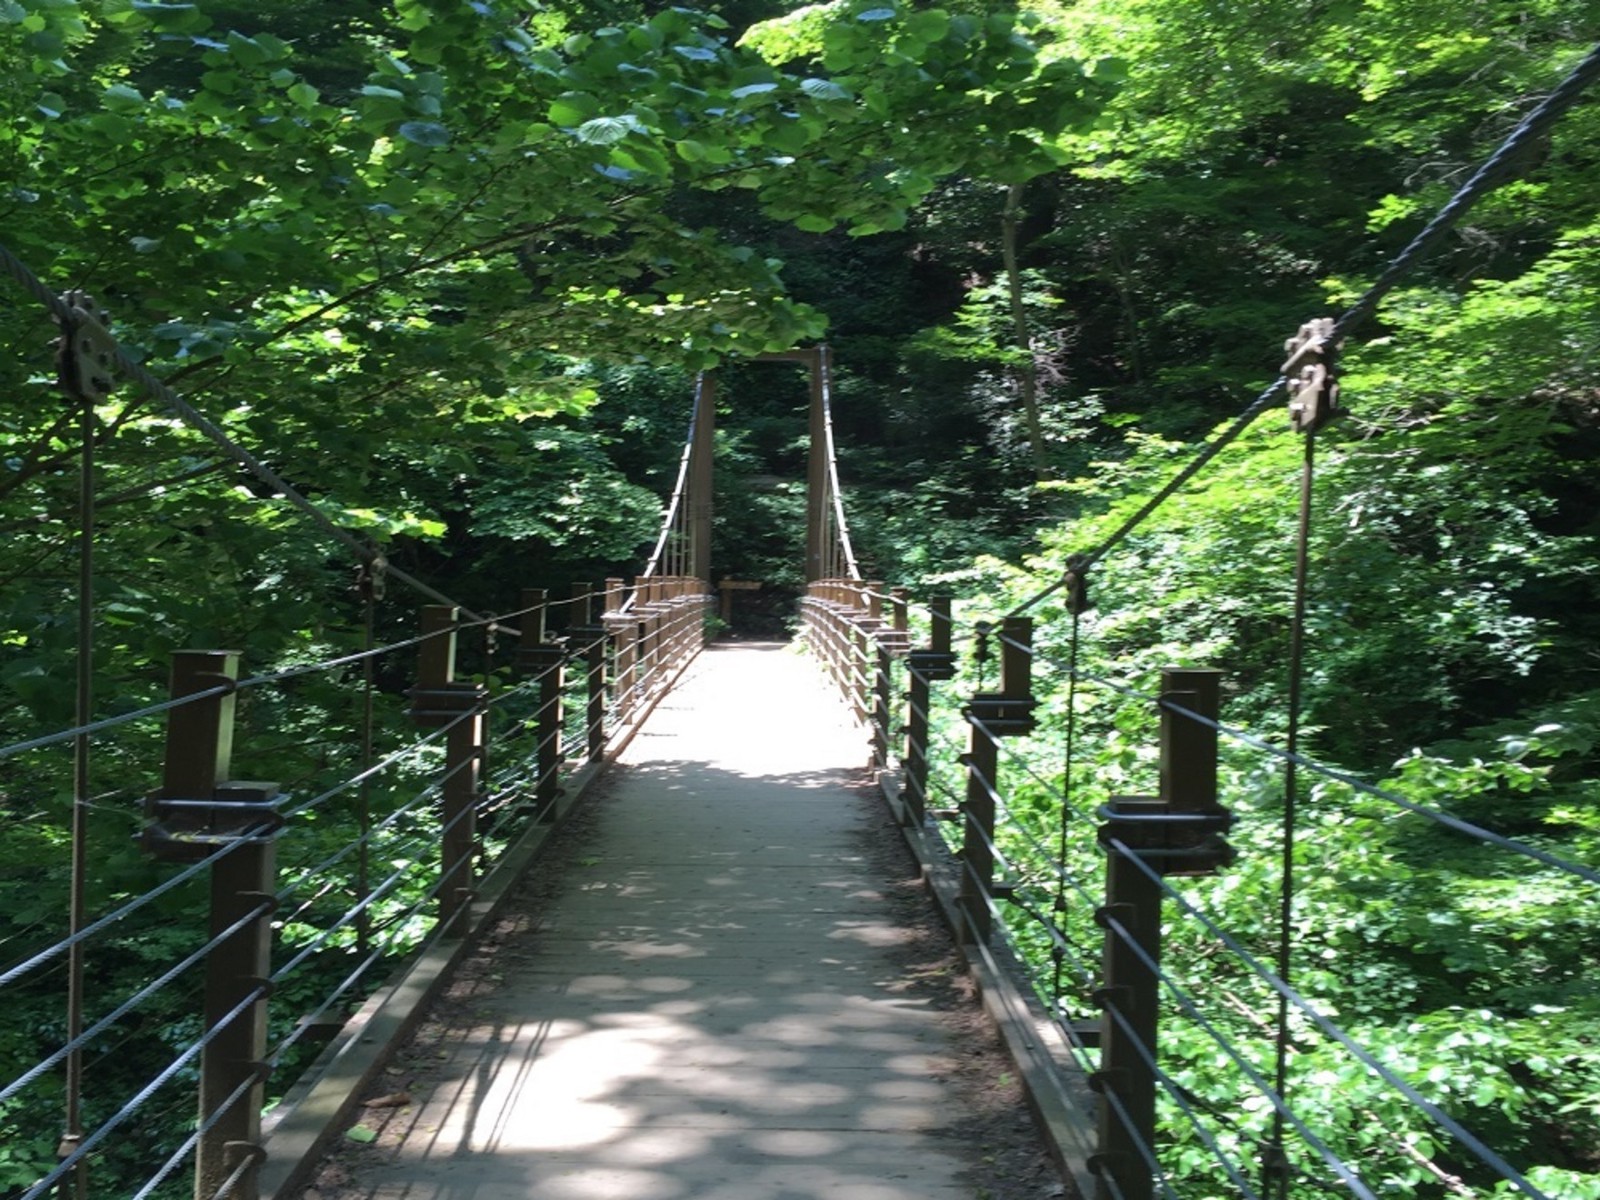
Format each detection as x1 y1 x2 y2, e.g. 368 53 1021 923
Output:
143 781 285 863
1063 554 1091 615
875 629 912 656
966 693 1038 738
407 682 488 727
518 640 568 678
1096 795 1234 877
565 624 608 652
907 648 958 682
1282 317 1342 434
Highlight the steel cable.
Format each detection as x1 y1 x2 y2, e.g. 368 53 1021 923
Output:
0 834 253 989
19 985 266 1200
1096 903 1381 1198
0 901 271 1106
1157 698 1600 887
1106 838 1555 1200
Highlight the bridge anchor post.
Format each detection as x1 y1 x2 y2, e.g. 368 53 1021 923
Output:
515 589 566 820
1091 668 1232 1200
568 583 609 763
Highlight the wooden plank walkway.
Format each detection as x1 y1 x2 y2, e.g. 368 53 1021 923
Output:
307 643 1053 1200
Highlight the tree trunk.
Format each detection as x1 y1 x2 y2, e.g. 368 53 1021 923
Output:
1002 183 1049 480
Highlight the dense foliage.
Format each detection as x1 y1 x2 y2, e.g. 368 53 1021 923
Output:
1 0 1597 1194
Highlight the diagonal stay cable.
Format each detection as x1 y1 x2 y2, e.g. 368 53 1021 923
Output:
0 685 231 762
0 901 270 1105
0 599 544 766
0 834 251 989
19 985 265 1200
1009 38 1600 618
1096 907 1380 1199
0 239 485 621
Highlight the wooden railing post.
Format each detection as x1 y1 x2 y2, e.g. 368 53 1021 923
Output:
515 589 566 819
407 606 487 931
603 578 636 726
959 615 1036 944
633 575 655 707
1092 668 1231 1200
903 596 956 826
570 582 608 763
143 650 283 1200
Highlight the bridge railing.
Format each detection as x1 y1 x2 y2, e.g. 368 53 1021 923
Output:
0 573 708 1200
801 586 1600 1200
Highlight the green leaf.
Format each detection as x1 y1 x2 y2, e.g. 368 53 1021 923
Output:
225 29 268 66
548 93 599 126
730 82 778 99
903 9 950 43
857 7 896 21
344 1125 378 1145
103 83 145 110
794 213 834 233
397 121 451 147
576 115 641 145
800 78 852 102
286 82 318 109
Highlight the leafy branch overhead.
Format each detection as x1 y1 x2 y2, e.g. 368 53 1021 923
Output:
3 0 1115 380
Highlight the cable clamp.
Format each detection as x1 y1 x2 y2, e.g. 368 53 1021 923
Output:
53 290 117 402
1086 1069 1125 1096
1281 317 1343 434
1063 553 1092 616
356 555 388 601
972 621 993 670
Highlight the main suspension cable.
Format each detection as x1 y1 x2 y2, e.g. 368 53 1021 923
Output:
1008 39 1600 618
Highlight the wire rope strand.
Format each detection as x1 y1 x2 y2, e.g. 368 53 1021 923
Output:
20 985 266 1200
1095 904 1381 1199
1156 696 1600 887
0 834 250 989
1332 39 1600 341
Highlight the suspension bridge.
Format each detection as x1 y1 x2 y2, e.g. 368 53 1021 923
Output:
5 42 1600 1200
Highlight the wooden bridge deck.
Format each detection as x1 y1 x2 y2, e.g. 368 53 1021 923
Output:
301 643 1049 1200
